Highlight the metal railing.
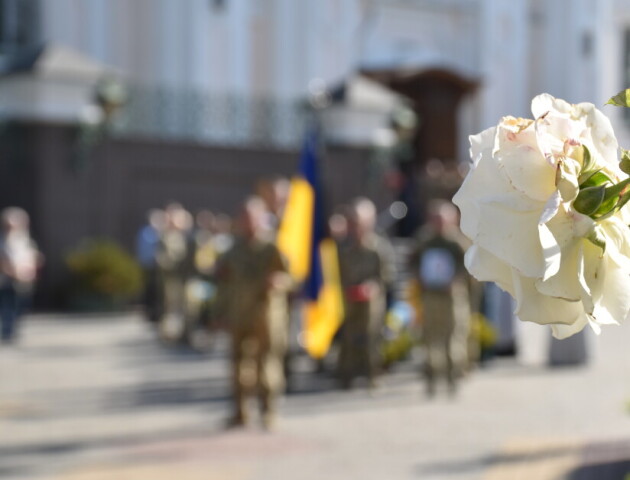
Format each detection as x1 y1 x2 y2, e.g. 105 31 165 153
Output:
111 85 308 149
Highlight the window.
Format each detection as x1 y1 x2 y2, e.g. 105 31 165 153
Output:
0 0 40 56
211 0 227 13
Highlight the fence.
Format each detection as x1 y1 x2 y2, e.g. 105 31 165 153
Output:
113 85 308 149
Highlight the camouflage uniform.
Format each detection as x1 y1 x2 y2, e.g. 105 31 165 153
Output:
155 229 194 338
412 229 469 395
218 237 289 426
338 233 395 388
188 229 220 330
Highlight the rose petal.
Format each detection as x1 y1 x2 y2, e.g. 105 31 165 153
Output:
578 102 619 169
546 202 578 248
494 120 556 202
535 238 580 301
551 318 589 339
476 195 546 278
469 127 496 167
539 190 562 225
577 241 598 316
464 245 515 295
454 127 515 241
556 158 581 203
599 217 630 271
538 222 562 280
592 255 630 326
531 94 572 118
513 271 585 327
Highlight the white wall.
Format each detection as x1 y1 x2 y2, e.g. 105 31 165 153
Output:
38 0 359 99
475 0 529 130
602 0 630 151
360 0 480 77
36 0 630 149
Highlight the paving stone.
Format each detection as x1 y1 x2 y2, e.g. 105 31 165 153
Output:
2 313 630 480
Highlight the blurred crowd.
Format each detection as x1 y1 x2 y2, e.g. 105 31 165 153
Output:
0 157 495 431
133 172 487 430
135 201 234 344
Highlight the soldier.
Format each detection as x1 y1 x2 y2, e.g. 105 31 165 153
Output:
337 198 395 390
411 200 470 397
217 196 291 429
185 209 220 347
155 203 194 341
256 176 290 232
0 208 43 343
136 208 166 324
257 175 298 391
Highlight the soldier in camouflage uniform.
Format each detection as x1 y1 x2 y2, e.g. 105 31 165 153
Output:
337 198 395 390
412 200 470 397
217 197 291 429
155 203 194 341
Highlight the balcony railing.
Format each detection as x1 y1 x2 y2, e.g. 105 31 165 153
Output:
112 85 308 149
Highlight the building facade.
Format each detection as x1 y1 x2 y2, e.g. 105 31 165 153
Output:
0 0 628 155
2 0 630 306
14 0 623 154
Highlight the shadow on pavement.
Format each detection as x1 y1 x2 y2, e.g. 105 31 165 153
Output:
416 438 630 480
105 377 232 409
567 459 630 480
0 424 228 477
415 444 579 477
0 426 220 457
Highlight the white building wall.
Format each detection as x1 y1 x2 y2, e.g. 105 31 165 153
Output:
603 0 630 150
226 0 251 95
360 0 480 77
38 0 483 98
271 0 299 98
530 0 596 105
207 4 231 93
34 0 630 148
476 0 529 130
186 0 212 91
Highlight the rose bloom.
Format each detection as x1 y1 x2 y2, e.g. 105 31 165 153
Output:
453 94 630 338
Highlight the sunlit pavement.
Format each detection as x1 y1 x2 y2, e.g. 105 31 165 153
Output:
1 313 630 480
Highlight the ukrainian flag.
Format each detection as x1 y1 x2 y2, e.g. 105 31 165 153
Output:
277 131 344 359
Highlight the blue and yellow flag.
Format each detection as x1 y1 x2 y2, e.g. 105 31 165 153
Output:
277 131 344 359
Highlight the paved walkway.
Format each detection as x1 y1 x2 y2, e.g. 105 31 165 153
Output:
1 313 630 480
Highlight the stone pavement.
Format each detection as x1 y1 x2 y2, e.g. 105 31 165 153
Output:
1 313 630 480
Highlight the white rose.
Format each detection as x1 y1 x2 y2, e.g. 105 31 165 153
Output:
453 94 630 338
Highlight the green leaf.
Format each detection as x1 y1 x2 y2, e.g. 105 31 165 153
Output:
587 225 606 253
594 191 620 217
621 149 630 175
582 145 594 172
593 177 630 218
579 169 612 188
573 185 606 216
617 188 630 212
606 89 630 107
608 176 630 194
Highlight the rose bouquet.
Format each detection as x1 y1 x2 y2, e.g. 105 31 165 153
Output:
453 91 630 339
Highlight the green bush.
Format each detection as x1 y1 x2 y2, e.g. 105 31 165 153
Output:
65 239 143 307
